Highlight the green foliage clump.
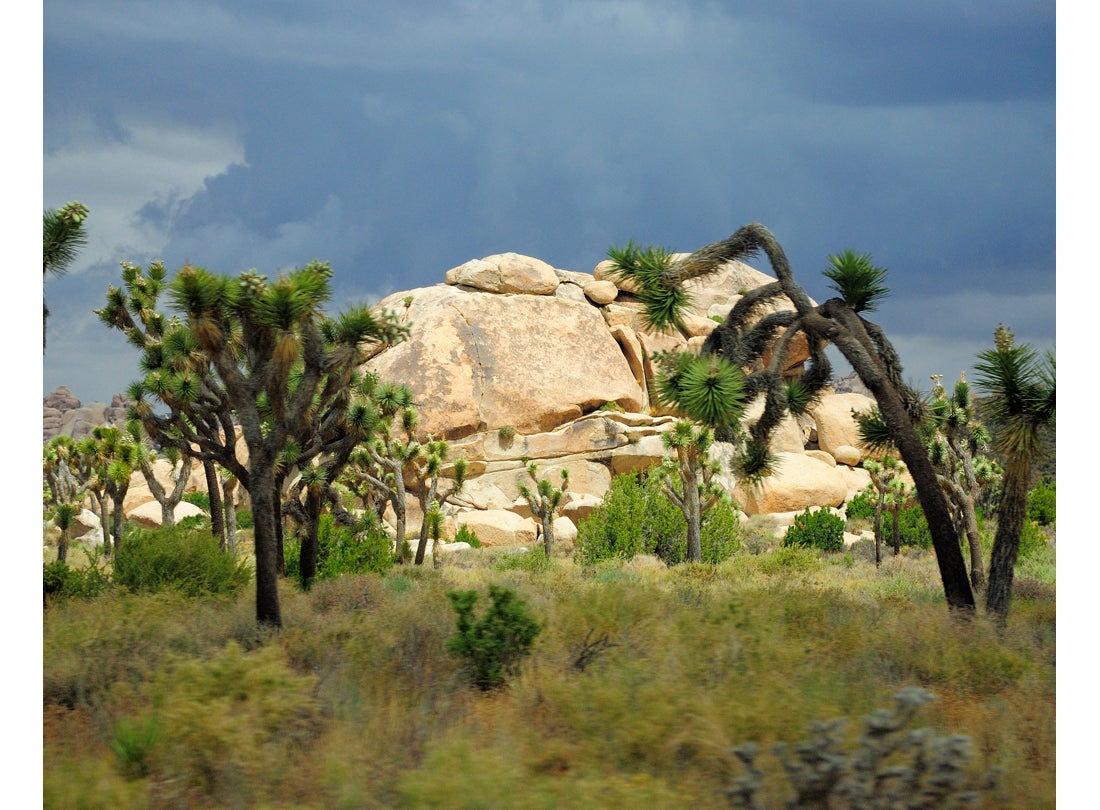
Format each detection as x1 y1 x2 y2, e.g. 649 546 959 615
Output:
896 504 933 550
493 547 553 574
43 556 112 602
284 512 394 586
446 585 540 691
1026 480 1055 526
455 524 481 548
728 688 998 808
576 470 743 565
235 509 254 529
782 508 845 552
845 487 876 521
1017 518 1048 561
181 491 210 511
576 471 681 564
112 526 252 597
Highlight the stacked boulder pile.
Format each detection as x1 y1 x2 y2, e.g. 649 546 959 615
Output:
45 250 882 550
364 251 878 548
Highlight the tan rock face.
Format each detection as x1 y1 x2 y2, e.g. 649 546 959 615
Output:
733 452 849 515
454 509 538 547
809 393 877 460
369 285 645 439
445 252 560 295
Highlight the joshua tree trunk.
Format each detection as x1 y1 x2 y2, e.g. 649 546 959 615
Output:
298 486 323 589
683 463 702 563
204 460 226 549
808 303 975 612
248 464 282 628
985 457 1031 623
873 494 886 567
222 475 238 554
541 513 555 557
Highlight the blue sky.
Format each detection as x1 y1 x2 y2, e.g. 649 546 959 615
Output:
41 0 1055 404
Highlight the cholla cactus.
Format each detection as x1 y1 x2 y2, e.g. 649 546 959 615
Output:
516 460 568 556
727 688 999 809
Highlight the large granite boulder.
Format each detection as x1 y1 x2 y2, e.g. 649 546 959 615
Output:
367 283 646 439
808 393 878 462
733 452 849 516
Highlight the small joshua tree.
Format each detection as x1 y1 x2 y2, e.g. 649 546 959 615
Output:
412 436 467 565
862 456 907 566
516 460 569 556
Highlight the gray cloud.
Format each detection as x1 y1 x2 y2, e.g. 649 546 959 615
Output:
43 0 1054 406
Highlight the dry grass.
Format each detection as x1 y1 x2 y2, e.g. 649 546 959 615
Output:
43 545 1056 809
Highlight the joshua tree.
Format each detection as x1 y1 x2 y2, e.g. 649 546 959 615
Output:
132 428 193 528
862 456 907 566
97 259 407 627
516 460 569 557
52 503 80 564
973 325 1055 624
411 436 467 564
91 425 140 552
43 201 89 351
607 224 975 612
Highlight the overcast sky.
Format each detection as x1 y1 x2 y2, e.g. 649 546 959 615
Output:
42 0 1056 404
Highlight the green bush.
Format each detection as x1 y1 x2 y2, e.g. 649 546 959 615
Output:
43 556 113 602
235 509 254 529
284 512 394 586
455 524 481 548
782 508 845 552
1027 480 1056 526
112 526 253 597
447 585 541 691
493 547 552 573
896 504 933 550
577 470 732 565
181 491 210 511
1017 518 1048 560
845 487 876 521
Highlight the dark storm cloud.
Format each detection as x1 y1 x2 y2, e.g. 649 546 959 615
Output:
42 0 1054 404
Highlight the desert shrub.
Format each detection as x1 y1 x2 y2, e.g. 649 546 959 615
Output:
845 487 876 521
447 585 541 691
699 499 745 563
455 524 481 548
576 470 680 563
109 714 163 778
284 512 394 586
1017 518 1048 560
181 490 210 511
727 688 999 808
493 547 553 573
176 513 210 530
755 545 821 574
1026 480 1056 526
235 508 254 529
782 508 844 552
575 470 740 565
43 555 113 602
112 526 252 597
896 503 933 550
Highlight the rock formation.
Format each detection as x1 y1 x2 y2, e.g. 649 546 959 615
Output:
362 250 879 545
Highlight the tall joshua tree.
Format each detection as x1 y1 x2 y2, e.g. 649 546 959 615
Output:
43 201 89 351
607 224 976 613
97 259 407 627
973 325 1055 624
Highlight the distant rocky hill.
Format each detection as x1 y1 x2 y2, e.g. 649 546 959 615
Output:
43 386 131 443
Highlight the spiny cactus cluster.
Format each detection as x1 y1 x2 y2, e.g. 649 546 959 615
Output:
726 688 999 809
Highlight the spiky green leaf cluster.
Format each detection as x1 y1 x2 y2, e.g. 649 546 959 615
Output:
605 242 690 332
655 352 747 429
822 249 889 313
